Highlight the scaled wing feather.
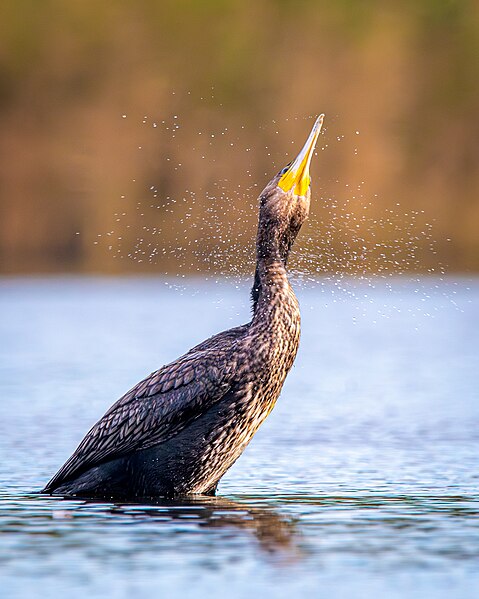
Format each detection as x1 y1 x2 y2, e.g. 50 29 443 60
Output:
43 335 240 492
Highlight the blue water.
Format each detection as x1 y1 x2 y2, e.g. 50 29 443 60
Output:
1 277 478 598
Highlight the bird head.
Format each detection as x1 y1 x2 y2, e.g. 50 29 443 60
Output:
258 115 324 262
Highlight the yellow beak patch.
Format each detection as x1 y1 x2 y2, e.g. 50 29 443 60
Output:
278 114 324 197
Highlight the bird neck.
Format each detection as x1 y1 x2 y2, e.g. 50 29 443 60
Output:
250 226 298 326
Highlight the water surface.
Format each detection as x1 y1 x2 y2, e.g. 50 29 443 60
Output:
1 277 478 597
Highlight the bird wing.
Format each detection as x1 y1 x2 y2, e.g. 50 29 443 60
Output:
43 331 243 492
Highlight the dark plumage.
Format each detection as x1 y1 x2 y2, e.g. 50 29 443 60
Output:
43 115 324 500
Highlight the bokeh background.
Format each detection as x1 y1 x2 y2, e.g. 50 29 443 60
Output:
1 0 478 275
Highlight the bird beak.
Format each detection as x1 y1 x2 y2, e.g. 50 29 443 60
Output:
278 114 324 197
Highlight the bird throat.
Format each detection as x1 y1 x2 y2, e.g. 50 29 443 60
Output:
251 220 297 313
251 223 299 334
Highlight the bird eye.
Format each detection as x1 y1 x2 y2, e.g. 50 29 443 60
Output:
278 162 292 176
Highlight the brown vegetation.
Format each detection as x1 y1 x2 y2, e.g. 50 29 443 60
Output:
1 0 478 274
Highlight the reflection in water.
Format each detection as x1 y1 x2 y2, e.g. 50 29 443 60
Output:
2 490 478 563
0 491 300 560
102 495 300 557
1 489 479 598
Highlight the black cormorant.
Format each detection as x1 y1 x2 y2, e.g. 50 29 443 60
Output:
43 115 325 500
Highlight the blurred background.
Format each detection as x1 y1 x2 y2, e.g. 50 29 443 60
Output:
0 0 478 276
2 5 479 596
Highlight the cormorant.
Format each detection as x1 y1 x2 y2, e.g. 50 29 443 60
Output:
43 115 325 500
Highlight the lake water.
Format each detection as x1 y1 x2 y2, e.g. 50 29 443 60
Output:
1 276 478 598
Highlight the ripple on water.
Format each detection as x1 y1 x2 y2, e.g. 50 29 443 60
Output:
0 277 478 598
